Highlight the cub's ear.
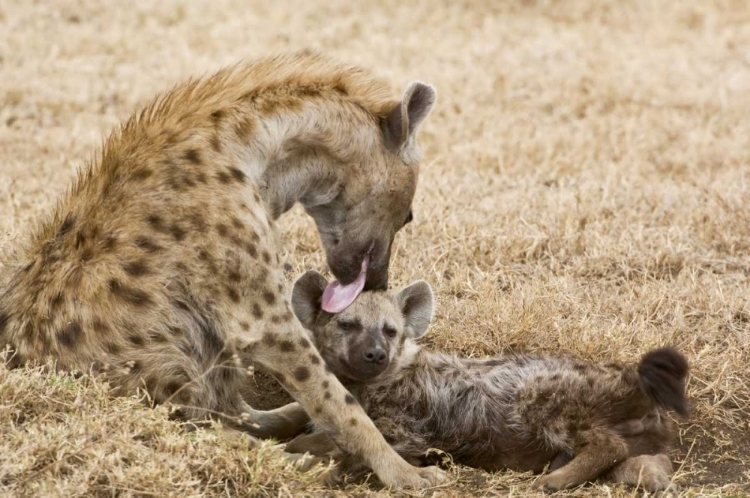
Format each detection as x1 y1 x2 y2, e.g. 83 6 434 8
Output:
396 280 434 340
384 81 437 153
291 270 329 329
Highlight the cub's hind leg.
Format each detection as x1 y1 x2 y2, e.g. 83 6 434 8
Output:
603 454 676 493
533 428 629 491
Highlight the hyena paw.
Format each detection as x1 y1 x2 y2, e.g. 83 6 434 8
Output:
533 471 575 492
382 463 449 490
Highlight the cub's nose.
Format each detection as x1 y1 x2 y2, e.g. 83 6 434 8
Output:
363 347 387 364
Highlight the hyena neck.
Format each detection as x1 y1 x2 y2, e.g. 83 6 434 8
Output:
243 100 378 221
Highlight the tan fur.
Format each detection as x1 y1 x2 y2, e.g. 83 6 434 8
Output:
290 273 686 493
0 51 445 489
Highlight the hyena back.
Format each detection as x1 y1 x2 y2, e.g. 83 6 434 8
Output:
0 51 446 489
290 271 689 493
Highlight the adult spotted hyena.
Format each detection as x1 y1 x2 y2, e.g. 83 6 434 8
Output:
0 51 445 489
289 271 689 493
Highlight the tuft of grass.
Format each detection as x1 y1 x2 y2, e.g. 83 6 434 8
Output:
1 0 749 495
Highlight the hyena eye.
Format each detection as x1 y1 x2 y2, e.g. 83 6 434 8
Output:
337 320 361 332
383 326 397 338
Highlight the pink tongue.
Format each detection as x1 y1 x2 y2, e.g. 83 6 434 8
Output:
321 257 369 313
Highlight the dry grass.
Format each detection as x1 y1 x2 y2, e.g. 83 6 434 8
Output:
1 0 749 496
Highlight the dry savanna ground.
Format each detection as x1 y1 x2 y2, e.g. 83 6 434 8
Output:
1 0 749 496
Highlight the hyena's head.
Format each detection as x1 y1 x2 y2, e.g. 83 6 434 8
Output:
304 82 436 291
291 270 434 382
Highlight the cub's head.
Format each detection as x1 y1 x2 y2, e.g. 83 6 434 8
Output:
291 270 434 383
303 79 436 292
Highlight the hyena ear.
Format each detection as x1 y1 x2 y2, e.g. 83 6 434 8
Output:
396 280 434 340
384 82 437 153
291 270 329 329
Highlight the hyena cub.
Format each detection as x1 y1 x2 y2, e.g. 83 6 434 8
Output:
288 271 689 492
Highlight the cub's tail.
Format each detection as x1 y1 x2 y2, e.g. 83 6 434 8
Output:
637 347 689 417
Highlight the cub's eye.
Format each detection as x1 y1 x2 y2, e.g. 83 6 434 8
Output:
404 210 413 226
337 320 361 332
383 325 398 338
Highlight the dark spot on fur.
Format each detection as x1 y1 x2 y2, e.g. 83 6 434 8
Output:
314 406 322 414
173 299 190 312
231 217 244 230
132 168 153 181
294 366 311 382
104 341 121 354
229 167 246 183
50 292 64 310
279 340 296 353
217 171 231 184
348 418 358 426
210 109 224 122
324 391 331 400
217 224 228 237
0 312 8 334
59 214 75 236
262 332 276 347
102 234 118 252
184 149 201 165
574 364 587 372
198 249 210 261
234 118 255 141
344 394 356 405
128 334 145 346
262 251 271 264
209 134 222 153
299 338 311 349
240 321 250 332
57 321 82 348
80 248 93 262
334 82 349 95
322 380 329 389
123 260 150 277
226 286 240 303
147 214 164 231
108 279 153 307
551 373 561 381
92 319 109 334
196 172 208 183
74 230 86 249
135 237 162 253
170 224 186 242
262 290 276 305
228 270 241 283
148 331 168 343
310 354 321 365
252 304 263 318
168 326 184 337
244 243 258 258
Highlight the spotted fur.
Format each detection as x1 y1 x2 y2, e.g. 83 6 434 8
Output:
0 51 445 490
290 273 688 493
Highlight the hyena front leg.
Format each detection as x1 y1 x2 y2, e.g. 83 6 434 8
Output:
248 316 446 489
533 429 629 491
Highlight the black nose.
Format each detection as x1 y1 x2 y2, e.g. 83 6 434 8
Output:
363 347 387 364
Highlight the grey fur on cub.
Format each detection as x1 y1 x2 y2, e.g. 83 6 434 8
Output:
288 270 688 493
